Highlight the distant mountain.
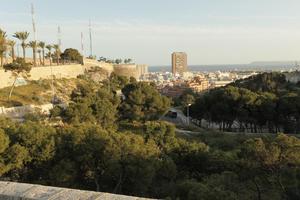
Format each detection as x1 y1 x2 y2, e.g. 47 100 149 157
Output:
249 61 299 66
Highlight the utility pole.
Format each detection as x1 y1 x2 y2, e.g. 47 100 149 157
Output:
187 104 192 126
31 3 37 66
89 19 93 58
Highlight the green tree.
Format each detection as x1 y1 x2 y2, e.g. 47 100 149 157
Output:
120 82 171 121
60 48 83 64
239 134 300 199
61 83 120 129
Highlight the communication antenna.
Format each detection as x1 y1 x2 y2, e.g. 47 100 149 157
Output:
81 32 84 56
57 26 62 48
31 3 37 41
89 19 93 58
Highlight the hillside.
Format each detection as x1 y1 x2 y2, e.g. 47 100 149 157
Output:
0 78 90 107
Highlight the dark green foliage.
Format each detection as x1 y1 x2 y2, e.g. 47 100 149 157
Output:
191 72 300 134
120 82 171 121
3 58 31 73
60 48 83 64
102 72 129 92
59 81 120 129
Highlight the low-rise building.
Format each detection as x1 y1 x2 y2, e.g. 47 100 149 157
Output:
186 76 209 92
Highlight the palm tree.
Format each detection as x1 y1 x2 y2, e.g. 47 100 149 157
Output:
0 29 7 68
13 31 30 60
53 44 60 65
46 44 53 66
28 41 38 66
39 41 45 65
7 40 16 61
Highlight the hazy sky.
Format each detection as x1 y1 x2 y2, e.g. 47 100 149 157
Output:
2 0 300 65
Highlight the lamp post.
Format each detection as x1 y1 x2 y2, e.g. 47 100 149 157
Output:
187 103 192 125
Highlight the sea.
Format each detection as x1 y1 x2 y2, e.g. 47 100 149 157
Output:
149 63 300 73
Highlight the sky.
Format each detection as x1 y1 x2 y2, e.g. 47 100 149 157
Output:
2 0 300 65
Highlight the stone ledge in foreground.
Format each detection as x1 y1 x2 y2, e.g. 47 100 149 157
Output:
0 181 156 200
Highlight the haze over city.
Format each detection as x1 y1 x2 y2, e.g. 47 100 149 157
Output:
2 0 300 66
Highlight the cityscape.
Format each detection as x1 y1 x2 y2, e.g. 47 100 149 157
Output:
1 1 300 200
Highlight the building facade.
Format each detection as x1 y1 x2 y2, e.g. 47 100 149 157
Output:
172 52 187 76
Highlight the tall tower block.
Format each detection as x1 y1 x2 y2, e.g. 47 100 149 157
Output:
172 52 187 76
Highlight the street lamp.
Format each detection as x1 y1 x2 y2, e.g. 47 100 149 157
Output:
187 103 192 125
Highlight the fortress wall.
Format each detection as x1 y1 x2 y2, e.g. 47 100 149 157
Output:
0 59 115 89
0 64 86 89
30 64 85 80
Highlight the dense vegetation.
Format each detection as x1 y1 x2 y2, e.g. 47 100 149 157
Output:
190 72 300 134
0 74 300 199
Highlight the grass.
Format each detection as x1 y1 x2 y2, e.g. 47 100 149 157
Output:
0 78 86 107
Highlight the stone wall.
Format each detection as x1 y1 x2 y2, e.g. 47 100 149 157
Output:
0 181 155 200
0 103 59 119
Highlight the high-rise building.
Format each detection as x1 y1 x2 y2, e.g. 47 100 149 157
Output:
172 52 187 76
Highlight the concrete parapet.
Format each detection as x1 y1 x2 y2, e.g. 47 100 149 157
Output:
0 181 156 200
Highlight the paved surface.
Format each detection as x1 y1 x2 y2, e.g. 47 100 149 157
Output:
0 181 156 200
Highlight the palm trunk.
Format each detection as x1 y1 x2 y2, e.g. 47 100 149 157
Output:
0 55 3 68
39 52 42 66
56 53 59 65
42 49 45 65
8 76 18 101
22 44 26 60
11 47 15 61
33 49 36 66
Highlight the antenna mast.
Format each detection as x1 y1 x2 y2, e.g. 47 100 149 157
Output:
57 26 62 48
31 3 37 42
81 32 84 56
89 19 93 58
